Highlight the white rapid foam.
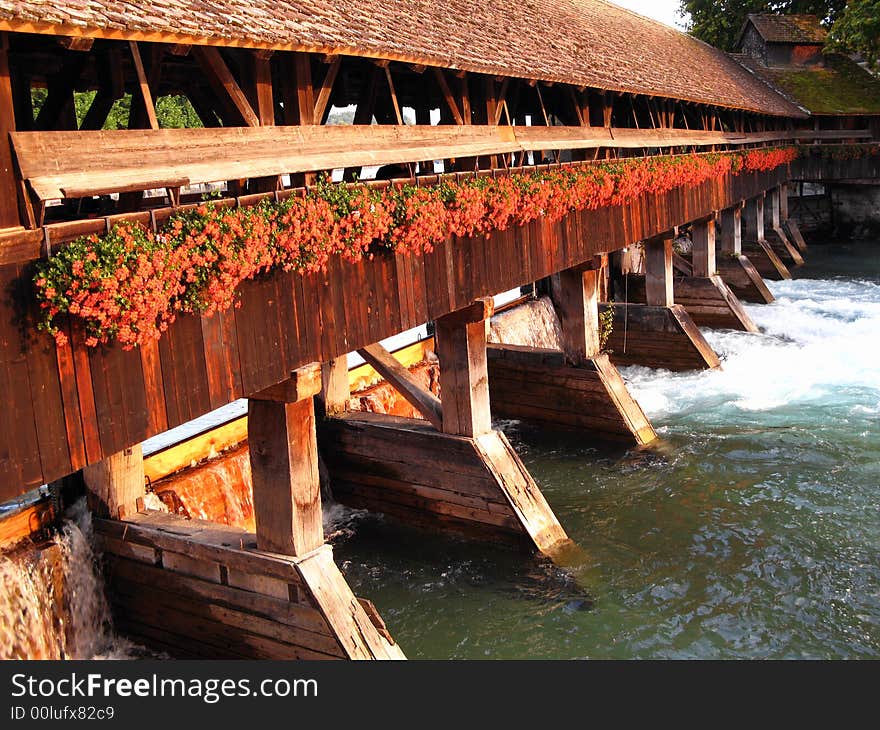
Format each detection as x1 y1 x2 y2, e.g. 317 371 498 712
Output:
622 277 880 421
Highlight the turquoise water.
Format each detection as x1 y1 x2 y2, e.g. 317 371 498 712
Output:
333 241 880 659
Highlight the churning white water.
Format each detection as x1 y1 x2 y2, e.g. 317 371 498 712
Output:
625 276 880 423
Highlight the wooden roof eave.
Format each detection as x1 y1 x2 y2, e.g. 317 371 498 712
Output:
0 17 808 119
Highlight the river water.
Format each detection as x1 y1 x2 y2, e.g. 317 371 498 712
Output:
334 240 880 659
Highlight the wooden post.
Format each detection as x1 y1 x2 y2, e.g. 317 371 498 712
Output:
129 41 159 130
318 358 350 418
744 195 765 242
293 53 315 125
766 187 781 229
691 217 716 277
0 32 21 228
779 183 789 221
434 299 494 437
248 364 323 556
644 235 674 307
253 54 275 126
82 445 145 520
719 205 742 255
550 265 600 365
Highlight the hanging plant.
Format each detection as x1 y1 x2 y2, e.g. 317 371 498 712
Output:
33 146 798 350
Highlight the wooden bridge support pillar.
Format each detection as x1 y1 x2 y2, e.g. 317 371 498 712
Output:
743 194 791 281
90 364 403 659
601 234 720 371
673 217 758 332
321 300 573 558
82 445 145 520
719 204 742 256
691 216 716 278
765 186 804 267
248 363 324 556
434 299 493 437
488 264 655 445
778 182 808 253
716 202 775 304
645 234 674 307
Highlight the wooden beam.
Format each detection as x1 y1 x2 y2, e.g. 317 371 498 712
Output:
744 195 765 242
318 358 350 418
434 68 464 125
550 267 600 364
691 217 716 278
719 205 742 255
129 41 158 130
248 396 323 556
0 33 21 227
193 45 259 127
250 363 321 403
59 36 93 52
766 187 781 229
82 445 146 520
293 53 315 125
459 73 471 124
435 299 493 437
384 65 403 125
253 54 275 126
778 183 789 221
356 343 443 430
313 55 341 124
493 77 510 125
568 87 584 127
644 235 674 307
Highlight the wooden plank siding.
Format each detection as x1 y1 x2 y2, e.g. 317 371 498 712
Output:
0 164 788 499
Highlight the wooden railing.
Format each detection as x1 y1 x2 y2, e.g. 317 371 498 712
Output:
13 125 866 213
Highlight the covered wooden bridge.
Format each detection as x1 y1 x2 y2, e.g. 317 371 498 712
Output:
0 0 875 659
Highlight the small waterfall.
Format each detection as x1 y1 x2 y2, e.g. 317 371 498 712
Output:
0 500 134 659
488 296 563 350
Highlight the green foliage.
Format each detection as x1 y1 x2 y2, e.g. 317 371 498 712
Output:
679 0 845 51
826 0 880 72
30 89 202 129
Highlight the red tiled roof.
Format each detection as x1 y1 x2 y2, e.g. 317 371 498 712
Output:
0 0 806 117
743 14 827 45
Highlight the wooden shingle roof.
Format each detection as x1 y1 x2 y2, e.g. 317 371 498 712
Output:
0 0 806 117
742 14 827 45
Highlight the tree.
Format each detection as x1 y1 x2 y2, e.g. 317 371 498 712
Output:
826 0 880 71
30 89 202 129
679 0 846 52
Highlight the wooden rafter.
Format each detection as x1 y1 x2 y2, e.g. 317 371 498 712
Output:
313 55 341 124
384 65 403 125
193 45 259 127
129 41 158 130
433 68 464 125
